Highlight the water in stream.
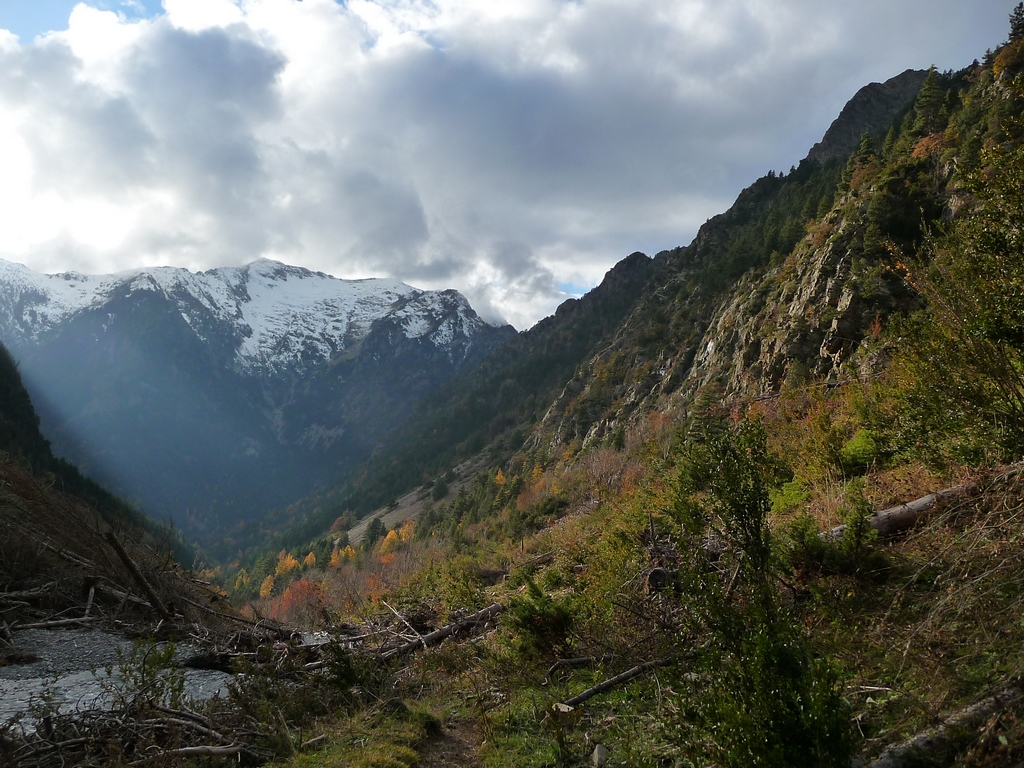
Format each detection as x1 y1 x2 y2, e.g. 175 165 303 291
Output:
0 627 231 732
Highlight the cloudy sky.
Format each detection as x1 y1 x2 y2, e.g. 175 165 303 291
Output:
0 0 1015 328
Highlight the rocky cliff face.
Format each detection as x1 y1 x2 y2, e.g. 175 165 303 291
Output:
805 69 928 164
0 258 514 545
670 197 913 400
531 68 938 451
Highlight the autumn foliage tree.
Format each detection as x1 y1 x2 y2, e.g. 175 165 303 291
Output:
271 578 326 626
276 550 300 576
259 575 274 599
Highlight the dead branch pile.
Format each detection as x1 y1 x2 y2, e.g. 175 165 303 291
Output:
2 700 270 768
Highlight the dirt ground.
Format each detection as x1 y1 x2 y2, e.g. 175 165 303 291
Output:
419 719 483 768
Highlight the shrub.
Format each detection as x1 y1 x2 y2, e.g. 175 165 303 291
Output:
896 145 1024 461
840 428 879 474
668 420 854 767
505 580 576 661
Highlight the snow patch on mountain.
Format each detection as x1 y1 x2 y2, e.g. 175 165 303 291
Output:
0 257 505 374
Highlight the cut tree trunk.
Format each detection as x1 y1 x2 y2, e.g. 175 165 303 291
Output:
825 463 1024 543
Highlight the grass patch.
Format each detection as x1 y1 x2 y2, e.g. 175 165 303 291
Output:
276 702 441 768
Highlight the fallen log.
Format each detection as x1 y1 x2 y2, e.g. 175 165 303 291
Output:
105 532 173 622
150 703 214 728
127 743 245 765
40 541 98 571
94 582 152 610
547 655 618 678
515 551 555 569
559 658 673 709
180 595 255 625
143 716 233 746
379 602 504 660
13 616 100 630
0 583 56 603
825 463 1024 543
868 685 1023 768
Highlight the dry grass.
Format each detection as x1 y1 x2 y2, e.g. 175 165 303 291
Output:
804 471 1024 759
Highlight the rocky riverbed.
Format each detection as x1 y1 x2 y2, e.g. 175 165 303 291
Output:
0 627 230 732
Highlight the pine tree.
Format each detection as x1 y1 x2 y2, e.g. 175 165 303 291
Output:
882 125 898 157
858 132 876 159
1011 3 1024 41
913 68 946 136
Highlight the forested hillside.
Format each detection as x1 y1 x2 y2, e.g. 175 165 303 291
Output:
0 260 514 548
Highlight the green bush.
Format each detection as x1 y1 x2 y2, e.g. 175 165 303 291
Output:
505 580 576 661
783 479 885 578
840 429 879 474
102 638 185 709
770 478 811 516
669 420 854 767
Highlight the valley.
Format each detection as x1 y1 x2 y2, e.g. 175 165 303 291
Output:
3 10 1024 768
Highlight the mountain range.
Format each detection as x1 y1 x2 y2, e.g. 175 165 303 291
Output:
0 258 514 544
5 17 1024 763
0 64 936 561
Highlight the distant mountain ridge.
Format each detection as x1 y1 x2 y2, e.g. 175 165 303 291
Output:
0 258 515 549
0 258 501 376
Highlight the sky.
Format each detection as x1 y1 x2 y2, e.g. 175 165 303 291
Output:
0 1 1015 329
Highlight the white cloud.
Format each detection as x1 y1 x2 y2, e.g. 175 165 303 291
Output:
163 0 244 31
0 0 1016 328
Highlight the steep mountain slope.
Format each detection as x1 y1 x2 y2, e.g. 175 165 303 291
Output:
532 67 961 452
246 67 940 560
222 19 1024 768
0 259 514 544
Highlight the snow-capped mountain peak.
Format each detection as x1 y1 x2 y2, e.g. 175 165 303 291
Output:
0 257 501 374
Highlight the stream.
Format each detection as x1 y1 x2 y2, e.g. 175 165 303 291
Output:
0 627 231 733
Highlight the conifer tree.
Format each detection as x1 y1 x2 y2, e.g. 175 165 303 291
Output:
857 132 876 159
1011 3 1024 41
913 68 946 136
882 125 898 157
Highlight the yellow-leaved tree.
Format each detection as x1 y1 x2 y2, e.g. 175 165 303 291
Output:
259 575 274 599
